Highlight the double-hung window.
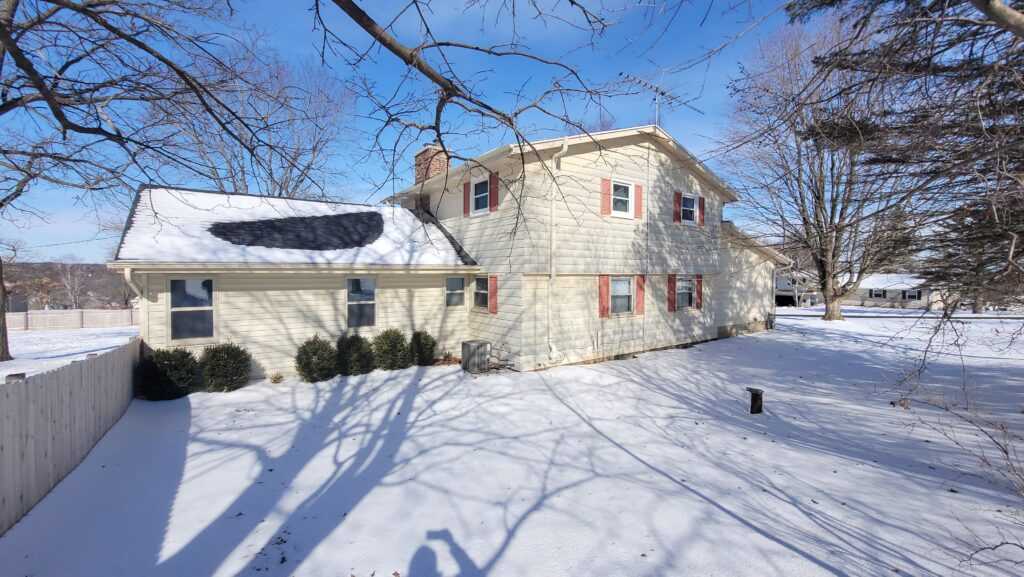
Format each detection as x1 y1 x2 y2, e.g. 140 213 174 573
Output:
347 277 376 327
869 288 887 299
611 182 632 217
474 277 489 309
681 195 697 223
676 277 695 309
472 178 490 214
610 276 633 314
170 279 214 340
446 277 465 306
902 289 921 301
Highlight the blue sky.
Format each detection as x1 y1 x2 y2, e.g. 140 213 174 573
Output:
9 0 789 262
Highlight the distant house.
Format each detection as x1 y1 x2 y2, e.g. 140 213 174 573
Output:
110 126 789 377
842 274 942 309
774 269 820 307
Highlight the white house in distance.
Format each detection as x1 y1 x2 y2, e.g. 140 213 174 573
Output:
109 126 789 376
775 269 820 307
841 273 941 309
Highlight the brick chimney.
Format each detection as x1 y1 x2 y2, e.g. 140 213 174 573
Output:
414 142 449 184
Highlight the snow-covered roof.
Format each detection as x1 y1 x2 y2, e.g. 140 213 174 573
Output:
856 274 926 290
112 187 472 267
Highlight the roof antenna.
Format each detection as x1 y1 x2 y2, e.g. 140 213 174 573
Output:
618 72 702 126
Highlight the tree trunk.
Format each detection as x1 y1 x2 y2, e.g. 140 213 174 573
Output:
0 257 11 362
823 297 844 320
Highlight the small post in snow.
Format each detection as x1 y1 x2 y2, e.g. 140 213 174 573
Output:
746 387 764 414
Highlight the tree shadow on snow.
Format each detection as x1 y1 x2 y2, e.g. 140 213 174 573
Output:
563 328 1021 576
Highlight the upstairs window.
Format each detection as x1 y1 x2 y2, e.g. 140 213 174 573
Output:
681 196 696 222
347 277 376 327
473 179 490 214
611 182 632 217
610 276 633 314
676 277 695 309
446 277 465 306
170 279 214 340
474 276 489 309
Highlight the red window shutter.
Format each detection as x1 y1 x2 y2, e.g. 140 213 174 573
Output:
600 179 611 216
463 182 470 216
598 275 610 318
673 192 681 223
635 275 645 315
696 274 703 309
698 196 706 226
489 171 499 212
488 275 498 314
667 274 677 312
634 184 643 219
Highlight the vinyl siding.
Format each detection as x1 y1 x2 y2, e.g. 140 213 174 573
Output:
519 273 716 370
140 272 470 377
518 135 724 275
842 289 941 309
714 239 776 333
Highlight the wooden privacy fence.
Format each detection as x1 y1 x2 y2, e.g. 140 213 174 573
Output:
0 338 140 536
5 308 139 331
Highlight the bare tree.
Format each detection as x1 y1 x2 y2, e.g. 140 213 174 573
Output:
0 237 24 361
786 0 1024 294
150 54 351 198
0 0 312 356
307 0 662 213
726 23 927 320
57 255 87 310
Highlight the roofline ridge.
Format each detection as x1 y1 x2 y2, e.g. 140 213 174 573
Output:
138 183 378 208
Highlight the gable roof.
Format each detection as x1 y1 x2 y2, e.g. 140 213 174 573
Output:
393 125 739 203
856 274 925 290
111 186 473 268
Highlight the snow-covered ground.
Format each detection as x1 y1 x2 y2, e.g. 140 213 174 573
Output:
1 317 1022 576
0 326 138 379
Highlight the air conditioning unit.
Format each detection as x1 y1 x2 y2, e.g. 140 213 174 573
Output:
461 340 491 373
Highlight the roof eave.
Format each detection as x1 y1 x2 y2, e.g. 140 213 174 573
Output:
107 261 480 274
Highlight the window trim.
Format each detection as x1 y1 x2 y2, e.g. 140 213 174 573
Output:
902 289 922 301
609 275 634 315
471 176 490 216
445 276 466 307
346 276 377 328
167 277 216 344
473 276 490 310
680 194 698 224
675 276 696 311
869 288 888 299
610 181 633 219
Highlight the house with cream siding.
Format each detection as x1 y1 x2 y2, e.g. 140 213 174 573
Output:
841 273 943 310
110 126 788 376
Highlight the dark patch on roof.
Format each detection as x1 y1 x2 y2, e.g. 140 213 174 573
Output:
208 212 384 251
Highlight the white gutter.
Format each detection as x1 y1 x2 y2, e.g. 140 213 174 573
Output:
547 137 569 360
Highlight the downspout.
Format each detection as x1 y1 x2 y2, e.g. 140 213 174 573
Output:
123 268 143 298
547 137 569 361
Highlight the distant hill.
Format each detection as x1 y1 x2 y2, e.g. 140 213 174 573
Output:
4 262 132 311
